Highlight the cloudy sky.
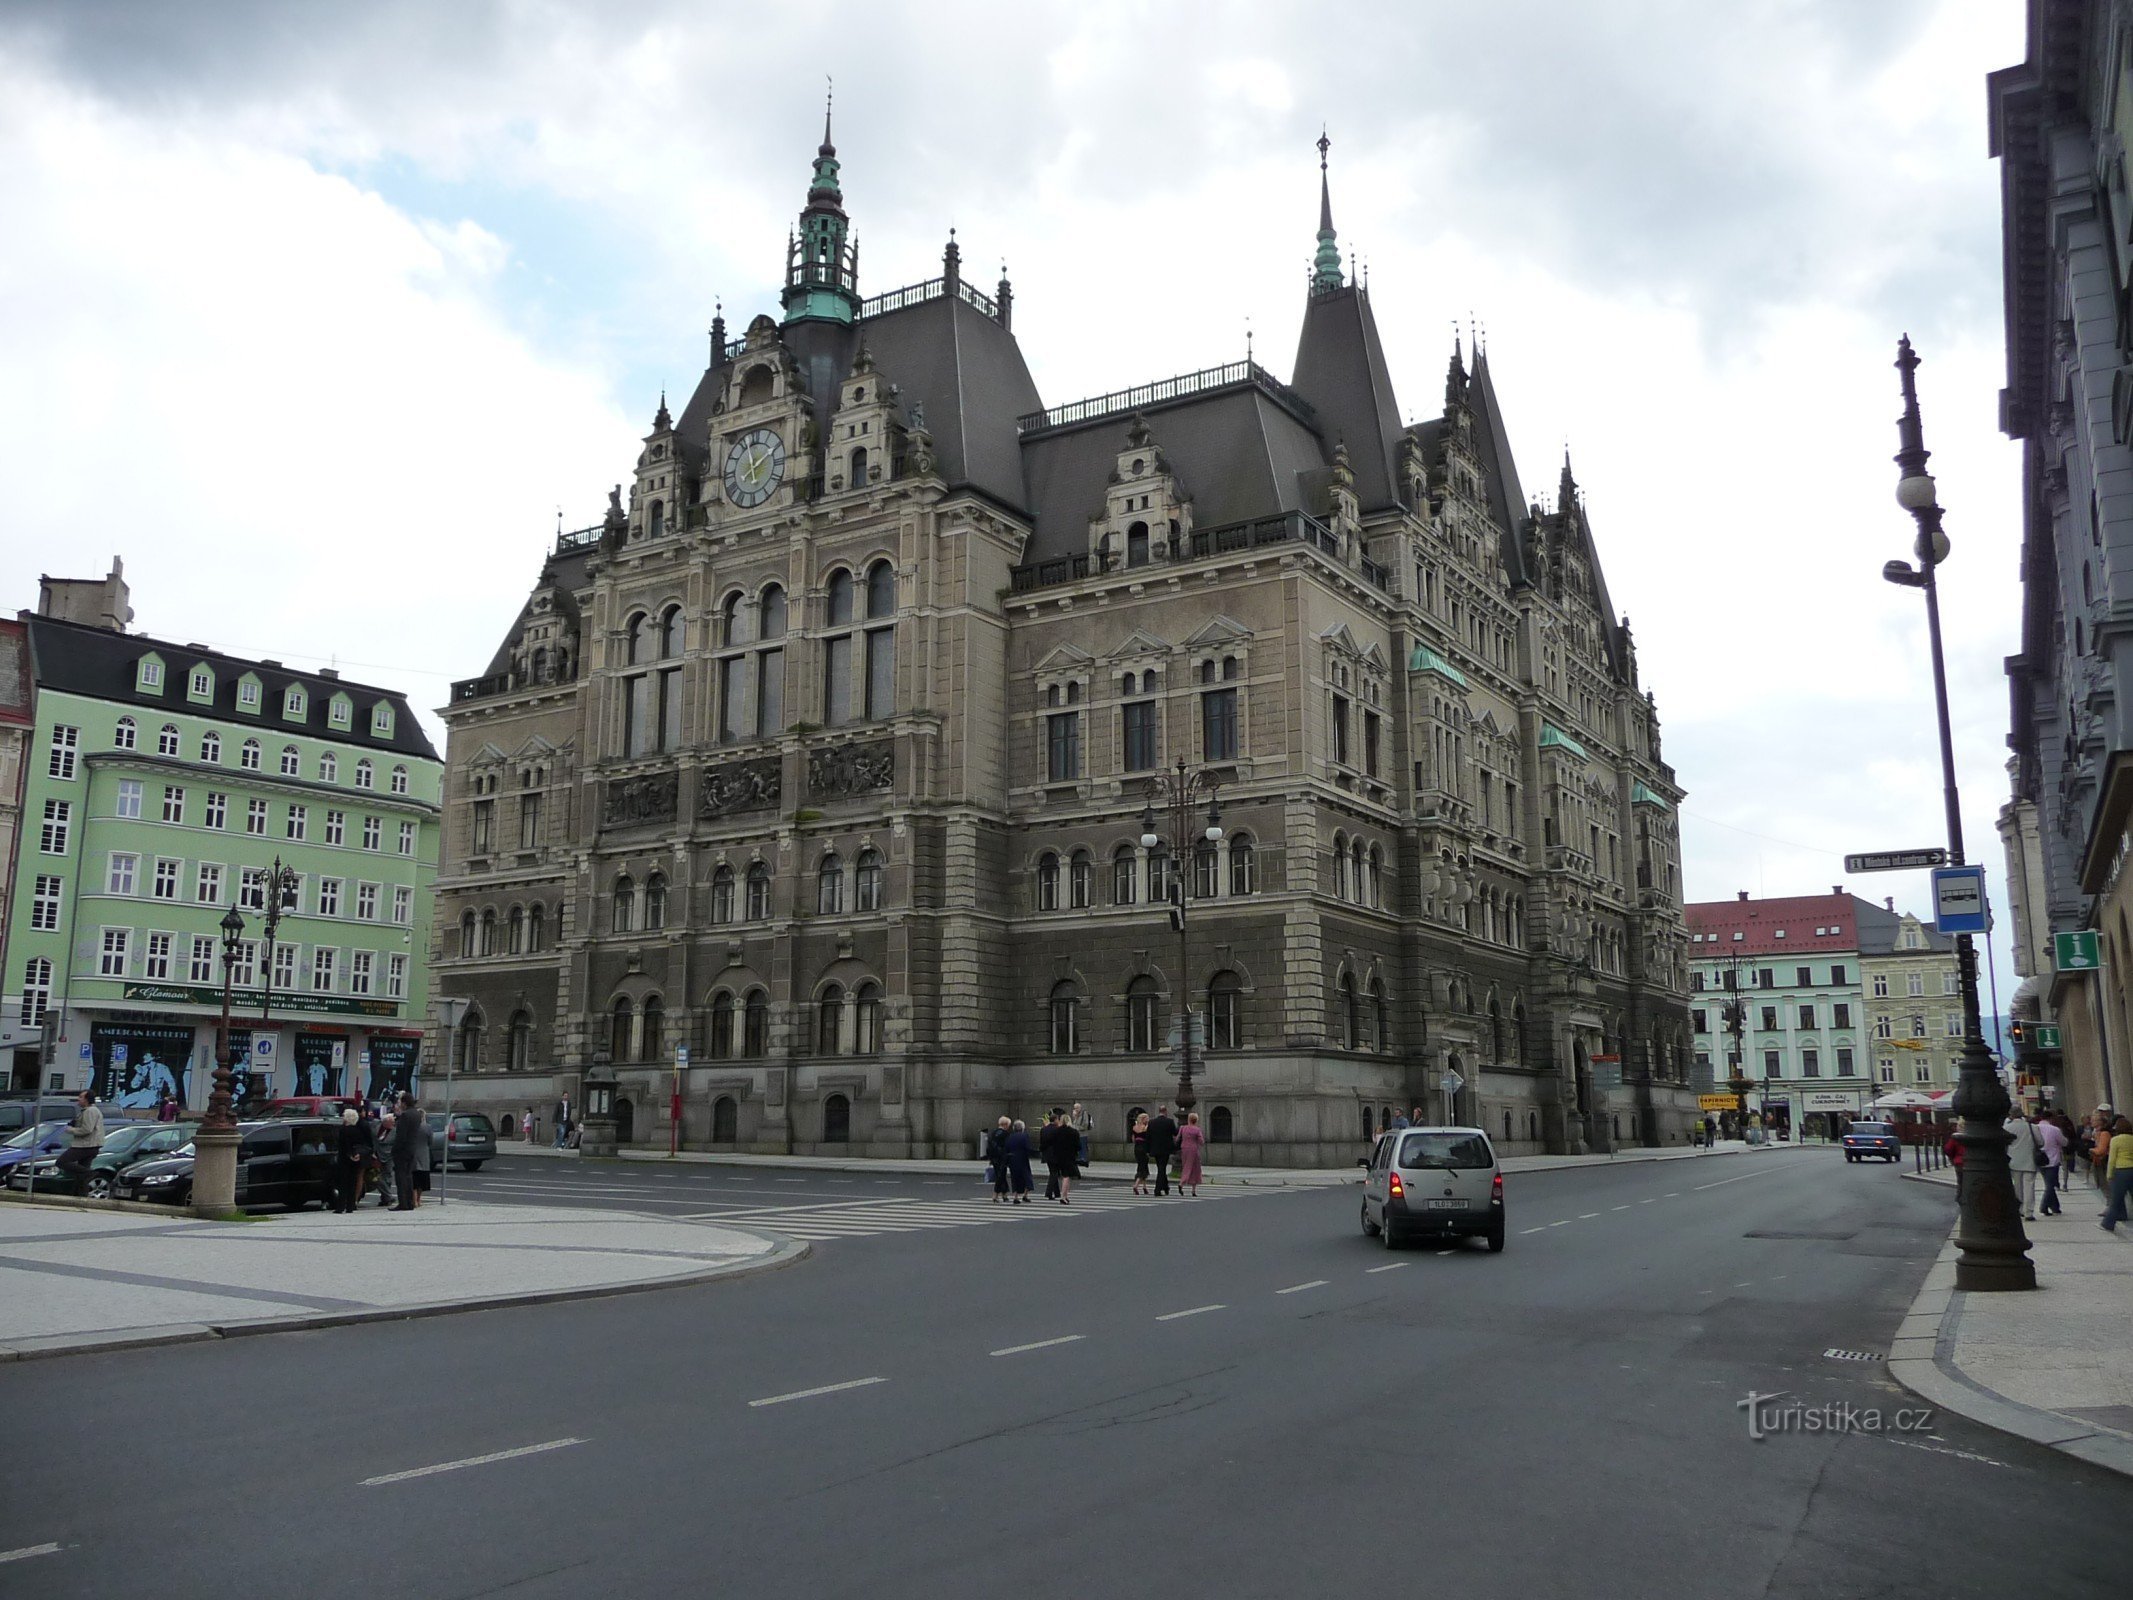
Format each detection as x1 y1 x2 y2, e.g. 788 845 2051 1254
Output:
0 0 2029 983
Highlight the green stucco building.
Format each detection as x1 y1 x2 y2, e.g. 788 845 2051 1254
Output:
5 568 442 1106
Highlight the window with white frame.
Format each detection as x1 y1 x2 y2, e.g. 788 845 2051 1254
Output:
355 759 373 790
398 820 416 856
391 885 411 924
200 732 220 762
362 816 381 851
387 953 407 998
312 948 336 991
40 799 70 854
187 936 215 983
356 883 378 921
350 951 373 995
188 667 213 700
157 724 180 757
19 958 51 1027
48 724 78 780
229 940 255 987
283 686 305 720
153 859 179 900
279 745 300 776
319 752 337 783
195 863 223 903
113 716 137 750
106 853 138 895
204 792 227 829
240 738 260 769
144 932 172 980
245 798 267 835
317 878 341 917
239 867 267 913
98 928 130 977
115 780 143 819
238 680 259 711
30 875 62 930
325 810 345 846
390 765 408 795
286 803 307 841
162 784 184 824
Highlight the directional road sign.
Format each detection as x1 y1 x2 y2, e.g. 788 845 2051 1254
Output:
1931 865 1989 935
1844 848 1947 873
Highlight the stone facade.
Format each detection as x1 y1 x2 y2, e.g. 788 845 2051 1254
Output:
430 122 1698 1164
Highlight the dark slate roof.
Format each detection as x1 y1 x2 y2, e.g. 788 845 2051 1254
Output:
1020 386 1327 565
1289 284 1404 513
1855 898 1954 956
1465 351 1531 584
25 614 439 761
481 548 591 680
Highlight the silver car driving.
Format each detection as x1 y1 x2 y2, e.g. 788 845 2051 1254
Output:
1361 1125 1506 1251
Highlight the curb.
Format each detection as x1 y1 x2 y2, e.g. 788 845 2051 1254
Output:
0 1234 809 1365
1884 1233 2133 1481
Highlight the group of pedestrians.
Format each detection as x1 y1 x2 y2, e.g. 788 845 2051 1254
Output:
983 1103 1206 1201
1130 1105 1203 1196
1946 1104 2133 1228
330 1092 432 1213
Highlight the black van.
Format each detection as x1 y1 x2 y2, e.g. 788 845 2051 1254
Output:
115 1119 339 1210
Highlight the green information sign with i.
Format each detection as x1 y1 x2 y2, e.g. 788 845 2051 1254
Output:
2055 930 2101 973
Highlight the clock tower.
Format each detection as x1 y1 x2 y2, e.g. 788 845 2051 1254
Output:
781 99 859 327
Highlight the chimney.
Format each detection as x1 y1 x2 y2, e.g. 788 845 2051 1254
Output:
318 668 340 680
1886 896 1895 911
37 556 133 633
1737 890 1749 902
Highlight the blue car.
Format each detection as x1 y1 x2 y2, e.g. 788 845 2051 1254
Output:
0 1121 71 1171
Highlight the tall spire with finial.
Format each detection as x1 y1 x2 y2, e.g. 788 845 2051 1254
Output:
784 86 859 325
1312 128 1344 293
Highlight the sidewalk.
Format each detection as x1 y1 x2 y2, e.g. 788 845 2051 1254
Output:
490 1136 1804 1184
1889 1171 2133 1479
0 1198 798 1363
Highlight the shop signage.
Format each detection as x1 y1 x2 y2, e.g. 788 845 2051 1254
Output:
121 982 402 1019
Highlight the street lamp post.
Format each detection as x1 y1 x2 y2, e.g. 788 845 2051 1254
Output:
255 856 300 1078
1724 951 1751 1140
1140 761 1224 1115
1883 335 2034 1291
436 996 467 1206
192 906 247 1215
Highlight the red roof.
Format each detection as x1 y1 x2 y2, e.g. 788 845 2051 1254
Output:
1685 892 1858 957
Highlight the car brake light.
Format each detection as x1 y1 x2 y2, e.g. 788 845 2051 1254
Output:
1388 1170 1404 1198
448 1124 457 1141
1492 1171 1503 1199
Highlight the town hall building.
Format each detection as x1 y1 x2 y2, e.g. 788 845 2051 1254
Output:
432 116 1697 1164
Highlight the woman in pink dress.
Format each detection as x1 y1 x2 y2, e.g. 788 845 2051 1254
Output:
1178 1111 1205 1195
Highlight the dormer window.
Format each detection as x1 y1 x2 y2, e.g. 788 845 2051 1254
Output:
188 666 214 702
135 655 164 693
237 676 261 712
328 695 352 729
371 703 395 739
283 686 306 720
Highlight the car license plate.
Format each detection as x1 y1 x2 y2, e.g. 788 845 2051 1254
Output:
1425 1199 1467 1210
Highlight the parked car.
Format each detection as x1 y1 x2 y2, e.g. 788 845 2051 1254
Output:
1842 1120 1903 1163
7 1119 199 1196
1360 1125 1507 1251
261 1095 365 1121
0 1121 72 1174
0 1098 90 1137
115 1119 339 1210
428 1111 496 1171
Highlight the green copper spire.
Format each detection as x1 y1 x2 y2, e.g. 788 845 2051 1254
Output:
1312 128 1343 293
783 87 859 326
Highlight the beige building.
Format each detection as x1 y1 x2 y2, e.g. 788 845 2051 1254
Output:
429 122 1698 1164
1861 912 1964 1099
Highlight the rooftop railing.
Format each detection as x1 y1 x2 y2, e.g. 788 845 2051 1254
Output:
1015 359 1317 436
1009 508 1386 595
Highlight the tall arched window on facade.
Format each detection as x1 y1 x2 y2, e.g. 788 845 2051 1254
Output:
1333 833 1350 901
709 990 735 1058
743 989 769 1056
862 560 896 720
822 570 856 725
746 862 772 920
610 997 634 1063
460 911 477 959
754 584 786 738
641 996 665 1062
1339 973 1360 1050
1370 976 1389 1052
711 865 735 922
1036 852 1061 911
1113 845 1139 905
854 848 884 911
528 904 545 952
817 852 844 915
1228 835 1256 895
817 984 845 1054
855 982 883 1055
479 909 496 955
644 873 668 930
1127 976 1163 1054
849 444 869 487
648 500 665 540
1193 840 1220 899
458 1008 484 1072
1069 849 1094 909
1127 521 1151 567
1049 980 1080 1054
1209 971 1244 1051
507 906 525 954
1367 845 1384 909
612 876 634 934
508 1010 532 1073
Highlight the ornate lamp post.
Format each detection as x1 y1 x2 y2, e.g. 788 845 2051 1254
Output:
192 906 247 1215
255 857 300 1025
1882 335 2034 1290
1723 954 1752 1142
1140 761 1223 1114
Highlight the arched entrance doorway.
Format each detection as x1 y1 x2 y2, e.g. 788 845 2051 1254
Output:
614 1096 636 1145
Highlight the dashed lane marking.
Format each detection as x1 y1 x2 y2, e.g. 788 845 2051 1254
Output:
1519 1227 1547 1235
1694 1168 1791 1191
991 1335 1086 1357
1365 1262 1409 1272
0 1545 61 1566
1549 1220 1572 1228
362 1438 585 1487
1275 1280 1328 1294
1579 1212 1600 1219
1612 1205 1630 1211
1155 1304 1225 1321
749 1377 887 1408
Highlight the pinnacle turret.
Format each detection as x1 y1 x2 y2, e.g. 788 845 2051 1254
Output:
1311 129 1343 293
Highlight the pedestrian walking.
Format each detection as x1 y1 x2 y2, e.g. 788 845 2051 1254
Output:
1005 1119 1034 1203
392 1093 423 1211
986 1116 1012 1201
2051 1110 2080 1191
156 1090 179 1123
369 1109 398 1208
1053 1113 1080 1203
1070 1102 1092 1167
411 1099 433 1205
1179 1111 1205 1195
56 1090 104 1195
555 1096 571 1149
2005 1109 2042 1221
2100 1116 2133 1230
1390 1106 1410 1130
523 1107 537 1145
1145 1105 1179 1196
1040 1111 1063 1201
1943 1125 1965 1206
333 1107 372 1213
2037 1111 2066 1217
1131 1112 1151 1195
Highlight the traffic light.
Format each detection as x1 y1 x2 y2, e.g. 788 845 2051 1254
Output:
2010 1019 2028 1047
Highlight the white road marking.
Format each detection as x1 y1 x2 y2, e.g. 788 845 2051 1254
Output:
1519 1227 1547 1235
1665 1192 1682 1198
1365 1262 1409 1272
748 1377 887 1408
775 1177 807 1183
1882 1435 2010 1468
1735 1281 1752 1287
0 1544 62 1566
1579 1212 1600 1219
1640 1198 1656 1204
362 1438 585 1487
1436 1249 1455 1256
1549 1220 1571 1227
1612 1205 1630 1211
1694 1168 1790 1191
1275 1280 1328 1294
1156 1304 1226 1321
991 1335 1086 1356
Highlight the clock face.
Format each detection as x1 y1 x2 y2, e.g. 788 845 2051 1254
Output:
724 427 786 509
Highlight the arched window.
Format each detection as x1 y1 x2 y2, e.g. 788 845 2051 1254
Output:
709 990 735 1058
759 584 787 639
1113 844 1139 905
390 765 408 795
1370 976 1389 1053
817 852 844 915
479 909 496 956
1228 835 1256 895
1340 973 1360 1050
241 737 260 770
1126 521 1151 567
507 906 525 954
1127 975 1163 1053
660 605 684 658
713 1095 738 1143
824 1093 851 1144
817 983 845 1054
866 559 895 619
508 1010 533 1073
201 731 221 763
458 1008 484 1072
610 997 634 1062
1210 1105 1234 1144
612 875 635 933
641 996 665 1061
826 570 854 625
648 500 665 541
1367 845 1384 908
114 716 136 750
280 745 300 776
1362 1104 1375 1140
1489 995 1507 1061
849 445 869 488
644 873 668 929
459 911 476 959
318 751 338 782
354 758 373 790
1193 839 1220 899
1503 1110 1513 1139
1529 1110 1540 1142
1209 971 1244 1051
1333 833 1350 901
739 364 773 407
1036 852 1061 911
1146 843 1173 906
1069 849 1094 909
746 862 771 920
743 989 769 1056
626 612 651 665
855 982 883 1054
1049 980 1081 1054
528 904 545 952
721 591 749 649
711 864 735 923
157 724 180 757
1352 840 1367 905
855 848 884 911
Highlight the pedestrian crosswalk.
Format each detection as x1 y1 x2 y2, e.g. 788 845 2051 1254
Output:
682 1186 1277 1241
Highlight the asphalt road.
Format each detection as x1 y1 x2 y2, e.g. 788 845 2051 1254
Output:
3 1147 2127 1599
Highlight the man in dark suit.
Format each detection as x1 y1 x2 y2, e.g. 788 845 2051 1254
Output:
1038 1112 1061 1200
392 1093 424 1211
1145 1104 1179 1196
